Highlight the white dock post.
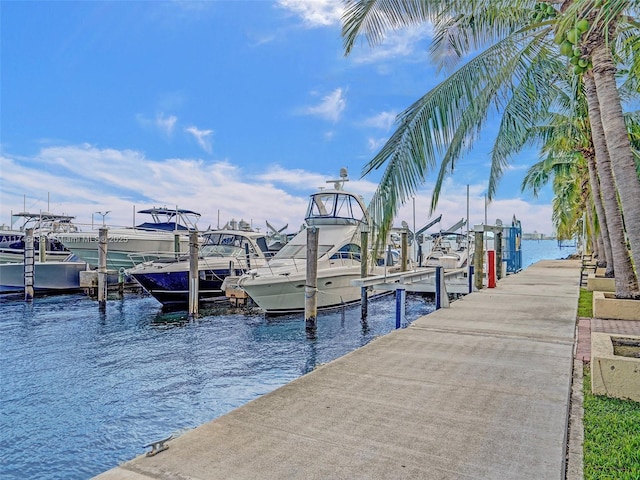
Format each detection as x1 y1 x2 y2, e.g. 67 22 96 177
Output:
435 266 450 309
188 231 199 318
360 228 369 320
24 228 35 301
305 226 319 328
98 228 108 307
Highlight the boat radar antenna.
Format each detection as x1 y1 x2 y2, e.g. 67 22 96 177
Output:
326 167 349 190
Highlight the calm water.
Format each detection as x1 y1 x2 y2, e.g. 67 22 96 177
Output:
0 238 574 479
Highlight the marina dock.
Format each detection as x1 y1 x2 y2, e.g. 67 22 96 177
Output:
94 259 580 480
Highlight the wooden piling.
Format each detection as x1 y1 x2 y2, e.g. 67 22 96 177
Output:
401 231 408 272
188 231 199 317
39 235 46 262
474 230 484 291
305 227 319 327
495 231 503 279
24 228 34 301
98 228 108 307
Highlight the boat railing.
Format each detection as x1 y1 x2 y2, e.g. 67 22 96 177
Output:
128 251 189 266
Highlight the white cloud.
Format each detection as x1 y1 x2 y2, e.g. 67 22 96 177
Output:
185 126 213 154
277 0 344 27
362 111 397 130
301 88 346 122
349 25 432 65
0 145 555 237
367 137 387 152
156 113 177 136
136 112 178 137
393 178 553 236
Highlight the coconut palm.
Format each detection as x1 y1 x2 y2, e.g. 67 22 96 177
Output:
342 0 640 297
521 153 586 240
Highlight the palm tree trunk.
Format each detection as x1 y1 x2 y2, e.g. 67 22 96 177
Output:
586 151 613 273
595 227 605 262
584 204 599 258
584 73 639 297
592 43 640 274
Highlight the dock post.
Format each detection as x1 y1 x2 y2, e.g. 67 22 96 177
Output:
360 228 368 320
474 230 484 290
305 227 319 328
188 231 199 318
24 228 35 301
39 235 46 262
395 288 406 329
244 243 251 270
401 231 408 272
436 266 442 309
488 250 496 288
468 265 474 293
118 268 125 297
495 231 503 279
98 228 108 307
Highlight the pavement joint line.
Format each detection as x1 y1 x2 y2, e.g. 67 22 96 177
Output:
408 325 576 345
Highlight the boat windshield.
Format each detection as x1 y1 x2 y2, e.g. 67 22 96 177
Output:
200 233 258 257
272 243 334 260
306 192 366 226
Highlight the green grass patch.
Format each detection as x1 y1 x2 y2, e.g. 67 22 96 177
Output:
583 366 640 479
578 288 593 318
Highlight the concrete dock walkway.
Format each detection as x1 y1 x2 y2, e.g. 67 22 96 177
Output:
95 260 580 480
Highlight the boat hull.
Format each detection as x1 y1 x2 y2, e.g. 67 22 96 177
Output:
131 268 244 307
239 265 373 314
0 261 87 293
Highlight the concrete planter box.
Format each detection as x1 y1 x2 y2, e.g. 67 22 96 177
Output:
593 291 640 320
586 274 615 292
591 333 640 402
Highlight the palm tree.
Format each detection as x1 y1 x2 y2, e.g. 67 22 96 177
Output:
342 0 640 297
566 1 640 273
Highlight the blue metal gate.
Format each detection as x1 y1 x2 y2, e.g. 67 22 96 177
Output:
502 218 522 273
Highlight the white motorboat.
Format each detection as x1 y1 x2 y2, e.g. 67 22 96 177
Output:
127 220 285 307
233 169 386 315
0 259 87 293
0 212 78 264
52 207 200 270
420 221 472 269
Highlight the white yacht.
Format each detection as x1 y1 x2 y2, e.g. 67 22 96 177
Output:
0 212 77 263
420 219 472 269
233 169 386 315
52 207 200 270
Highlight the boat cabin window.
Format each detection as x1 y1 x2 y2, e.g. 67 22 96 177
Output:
306 192 365 225
200 233 258 257
329 243 361 261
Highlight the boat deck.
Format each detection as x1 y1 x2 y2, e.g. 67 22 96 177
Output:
95 260 581 480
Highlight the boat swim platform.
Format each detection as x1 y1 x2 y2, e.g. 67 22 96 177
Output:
94 260 580 480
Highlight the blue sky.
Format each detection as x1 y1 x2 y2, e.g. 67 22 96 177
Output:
1 0 554 236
